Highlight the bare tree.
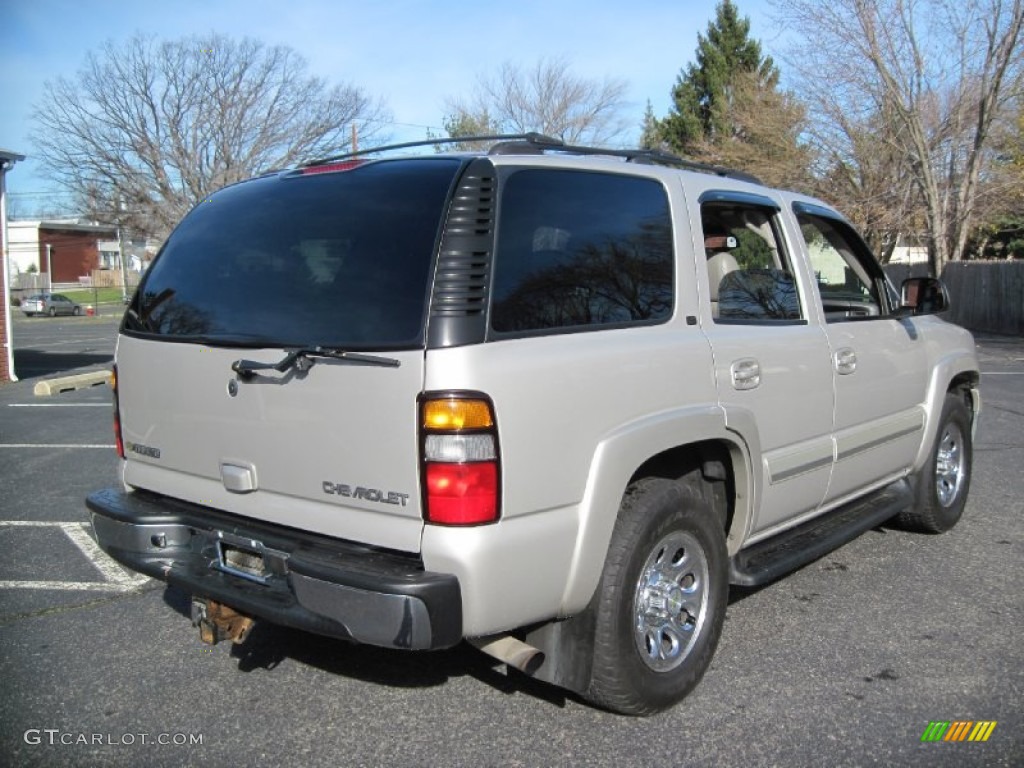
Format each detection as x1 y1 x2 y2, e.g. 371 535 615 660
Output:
32 33 388 237
969 100 1024 258
775 0 1024 273
444 57 630 145
805 100 923 262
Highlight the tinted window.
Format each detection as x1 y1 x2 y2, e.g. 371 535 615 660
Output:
490 170 673 333
701 201 803 323
128 159 461 348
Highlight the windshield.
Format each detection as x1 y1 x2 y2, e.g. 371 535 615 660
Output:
126 158 462 348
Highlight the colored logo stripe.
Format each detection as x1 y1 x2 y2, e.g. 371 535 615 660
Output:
969 722 997 742
944 721 973 741
921 721 997 742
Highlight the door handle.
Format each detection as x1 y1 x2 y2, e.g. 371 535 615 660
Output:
834 347 857 375
730 358 761 390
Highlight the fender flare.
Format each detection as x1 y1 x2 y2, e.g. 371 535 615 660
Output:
913 350 981 471
557 403 762 615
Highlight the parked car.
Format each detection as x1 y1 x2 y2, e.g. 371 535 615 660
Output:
21 293 82 317
88 134 979 715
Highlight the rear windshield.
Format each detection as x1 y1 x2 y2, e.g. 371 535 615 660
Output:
126 158 462 348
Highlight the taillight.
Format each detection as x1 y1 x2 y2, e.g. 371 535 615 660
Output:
111 365 124 459
420 393 499 525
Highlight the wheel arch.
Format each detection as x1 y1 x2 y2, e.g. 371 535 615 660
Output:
913 350 981 471
557 405 757 617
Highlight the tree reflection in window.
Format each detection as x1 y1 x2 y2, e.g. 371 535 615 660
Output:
491 171 673 334
717 269 800 321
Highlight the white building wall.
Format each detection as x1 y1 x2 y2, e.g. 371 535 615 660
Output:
6 221 41 274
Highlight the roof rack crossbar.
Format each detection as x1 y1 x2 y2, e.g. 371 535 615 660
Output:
300 131 760 185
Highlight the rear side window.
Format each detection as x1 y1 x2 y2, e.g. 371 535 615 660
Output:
701 200 803 323
127 159 461 348
490 170 673 334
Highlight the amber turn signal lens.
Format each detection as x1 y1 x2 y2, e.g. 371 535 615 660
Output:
423 398 494 430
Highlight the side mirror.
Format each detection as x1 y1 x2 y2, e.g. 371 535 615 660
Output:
900 276 949 316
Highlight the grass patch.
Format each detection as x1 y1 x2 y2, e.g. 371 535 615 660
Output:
62 287 129 304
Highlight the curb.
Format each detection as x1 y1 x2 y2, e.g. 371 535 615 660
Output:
33 370 112 396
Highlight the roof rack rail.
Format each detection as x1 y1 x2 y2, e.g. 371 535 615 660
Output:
301 131 760 185
301 133 564 168
488 138 761 184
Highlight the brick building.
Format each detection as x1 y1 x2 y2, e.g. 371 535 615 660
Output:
8 220 118 284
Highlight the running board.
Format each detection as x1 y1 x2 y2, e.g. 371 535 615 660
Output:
729 479 913 587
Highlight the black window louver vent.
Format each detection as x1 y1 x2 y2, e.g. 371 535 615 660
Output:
427 159 497 348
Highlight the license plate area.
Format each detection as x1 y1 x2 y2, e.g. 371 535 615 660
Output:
214 532 271 584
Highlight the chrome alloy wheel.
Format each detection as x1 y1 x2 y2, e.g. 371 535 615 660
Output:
633 531 709 672
935 421 966 507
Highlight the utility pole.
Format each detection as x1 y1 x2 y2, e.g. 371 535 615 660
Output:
45 243 52 293
117 226 128 303
117 197 128 303
352 124 358 154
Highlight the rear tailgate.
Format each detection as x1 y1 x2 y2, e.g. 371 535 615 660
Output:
114 157 466 553
118 337 425 552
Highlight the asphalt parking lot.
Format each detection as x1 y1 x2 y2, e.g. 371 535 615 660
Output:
0 313 1021 767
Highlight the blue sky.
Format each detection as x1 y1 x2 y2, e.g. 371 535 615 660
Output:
0 0 776 212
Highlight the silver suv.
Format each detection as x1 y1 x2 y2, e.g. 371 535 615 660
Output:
88 134 980 715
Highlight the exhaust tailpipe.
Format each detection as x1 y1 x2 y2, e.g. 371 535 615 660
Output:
469 635 545 676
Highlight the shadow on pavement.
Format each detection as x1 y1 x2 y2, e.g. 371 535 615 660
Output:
12 349 113 380
161 585 573 708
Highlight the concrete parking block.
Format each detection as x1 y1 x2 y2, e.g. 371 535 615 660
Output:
32 370 112 396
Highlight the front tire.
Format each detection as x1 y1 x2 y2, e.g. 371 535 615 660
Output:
896 392 973 533
48 306 56 317
585 477 728 716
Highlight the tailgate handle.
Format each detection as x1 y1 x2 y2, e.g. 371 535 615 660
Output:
221 463 257 493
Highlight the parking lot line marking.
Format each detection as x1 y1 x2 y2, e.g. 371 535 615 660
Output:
0 444 115 450
60 522 150 587
0 521 151 592
16 337 114 348
7 403 109 407
0 580 143 592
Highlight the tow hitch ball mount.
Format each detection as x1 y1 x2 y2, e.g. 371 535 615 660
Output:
190 598 256 645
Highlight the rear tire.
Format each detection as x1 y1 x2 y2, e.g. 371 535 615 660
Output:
895 393 972 533
585 477 728 716
73 306 81 316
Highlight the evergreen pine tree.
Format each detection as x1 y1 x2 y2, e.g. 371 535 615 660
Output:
661 0 778 154
639 100 661 150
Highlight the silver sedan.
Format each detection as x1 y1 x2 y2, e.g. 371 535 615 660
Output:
20 293 82 317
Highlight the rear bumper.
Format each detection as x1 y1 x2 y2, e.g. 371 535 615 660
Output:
86 488 462 650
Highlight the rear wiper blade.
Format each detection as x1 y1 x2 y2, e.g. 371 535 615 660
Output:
231 346 401 379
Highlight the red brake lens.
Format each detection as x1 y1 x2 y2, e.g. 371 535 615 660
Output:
111 366 124 459
300 159 367 175
425 463 498 525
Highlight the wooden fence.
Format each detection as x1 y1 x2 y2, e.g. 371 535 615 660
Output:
885 261 1024 336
